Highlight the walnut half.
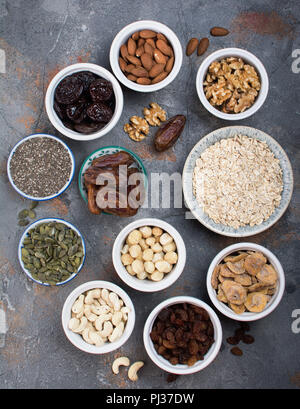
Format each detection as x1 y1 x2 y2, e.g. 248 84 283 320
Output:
124 116 149 142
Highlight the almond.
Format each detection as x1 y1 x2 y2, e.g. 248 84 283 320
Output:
144 42 154 57
137 38 145 47
186 38 198 56
151 71 168 84
136 45 145 58
140 53 154 71
119 57 127 72
120 44 129 61
127 74 137 82
153 48 166 64
131 31 140 41
145 38 156 48
149 63 165 78
210 26 229 36
125 64 135 73
140 29 157 39
126 55 141 66
131 66 149 77
157 33 168 42
165 56 174 73
137 77 151 85
197 37 209 56
127 37 137 56
156 39 172 56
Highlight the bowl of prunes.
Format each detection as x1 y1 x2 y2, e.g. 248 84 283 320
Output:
45 63 124 141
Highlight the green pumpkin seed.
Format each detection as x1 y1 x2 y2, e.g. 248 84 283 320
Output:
28 210 36 219
18 218 29 226
18 209 29 219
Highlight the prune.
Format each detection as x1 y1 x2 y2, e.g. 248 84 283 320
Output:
55 75 83 104
86 102 113 123
54 101 66 120
74 71 97 92
74 121 105 134
66 99 87 123
89 78 113 102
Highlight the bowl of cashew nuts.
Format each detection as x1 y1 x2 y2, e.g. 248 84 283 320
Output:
112 218 186 292
61 280 135 354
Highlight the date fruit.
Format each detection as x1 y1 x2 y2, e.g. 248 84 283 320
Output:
154 114 186 152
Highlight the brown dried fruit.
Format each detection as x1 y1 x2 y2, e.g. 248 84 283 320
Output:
154 114 186 152
226 336 239 345
186 38 198 56
230 347 243 356
210 27 229 36
221 280 247 305
197 37 209 56
242 334 254 344
244 292 268 313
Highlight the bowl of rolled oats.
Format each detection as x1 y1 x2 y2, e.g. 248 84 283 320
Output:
196 48 269 120
182 126 293 237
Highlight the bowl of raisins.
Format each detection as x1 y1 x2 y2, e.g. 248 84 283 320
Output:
45 63 124 141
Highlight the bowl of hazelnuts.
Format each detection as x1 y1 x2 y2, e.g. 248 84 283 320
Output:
112 218 186 292
110 20 183 92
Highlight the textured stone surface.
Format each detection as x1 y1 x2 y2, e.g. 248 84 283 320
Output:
0 0 299 389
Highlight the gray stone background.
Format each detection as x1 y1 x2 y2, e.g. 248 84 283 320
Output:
0 0 299 389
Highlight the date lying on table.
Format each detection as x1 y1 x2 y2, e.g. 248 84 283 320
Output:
154 114 186 152
84 151 145 217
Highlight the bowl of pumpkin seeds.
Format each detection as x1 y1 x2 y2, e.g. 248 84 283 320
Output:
18 218 86 286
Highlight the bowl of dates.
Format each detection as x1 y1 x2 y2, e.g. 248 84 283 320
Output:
45 63 123 141
143 296 222 375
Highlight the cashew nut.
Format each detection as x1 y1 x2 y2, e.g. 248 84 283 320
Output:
99 321 113 338
108 322 124 343
109 292 121 311
112 357 130 374
121 306 130 321
84 305 98 322
82 327 94 344
128 361 144 382
94 313 112 331
85 289 101 304
68 317 80 331
71 294 84 314
72 316 88 334
112 311 123 326
91 304 111 315
89 331 105 347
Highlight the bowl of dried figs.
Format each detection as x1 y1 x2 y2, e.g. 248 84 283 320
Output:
207 243 285 321
196 48 269 120
110 20 183 92
45 63 123 141
143 296 222 375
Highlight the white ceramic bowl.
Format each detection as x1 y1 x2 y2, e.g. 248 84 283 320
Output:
112 218 186 292
18 218 86 286
7 133 75 201
61 280 135 354
143 296 222 375
110 20 183 92
45 63 124 141
206 243 285 322
196 48 269 120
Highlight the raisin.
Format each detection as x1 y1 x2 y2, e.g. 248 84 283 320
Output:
86 102 113 123
230 347 243 356
55 75 84 104
242 334 255 344
226 336 239 345
89 78 113 102
167 374 179 383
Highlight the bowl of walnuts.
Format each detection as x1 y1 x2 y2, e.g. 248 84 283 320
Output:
196 48 269 120
112 218 186 292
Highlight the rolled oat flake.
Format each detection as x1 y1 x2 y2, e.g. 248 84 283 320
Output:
9 137 72 198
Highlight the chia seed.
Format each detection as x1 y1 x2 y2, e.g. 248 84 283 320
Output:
9 137 72 198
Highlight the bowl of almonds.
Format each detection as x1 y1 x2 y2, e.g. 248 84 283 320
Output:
110 20 183 92
206 243 285 321
112 218 186 292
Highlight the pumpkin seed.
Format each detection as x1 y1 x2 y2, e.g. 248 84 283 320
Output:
18 218 29 226
18 209 29 219
28 210 36 219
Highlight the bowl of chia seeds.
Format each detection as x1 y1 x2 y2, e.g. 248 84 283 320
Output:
7 134 75 201
18 218 86 286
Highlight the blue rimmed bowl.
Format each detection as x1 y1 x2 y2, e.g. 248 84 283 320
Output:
18 218 86 287
78 145 148 210
7 133 75 201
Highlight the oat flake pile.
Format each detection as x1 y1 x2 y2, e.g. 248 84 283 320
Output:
192 135 283 229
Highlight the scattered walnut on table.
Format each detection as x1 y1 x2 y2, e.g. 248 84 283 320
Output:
124 116 149 141
203 57 261 114
143 102 167 126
